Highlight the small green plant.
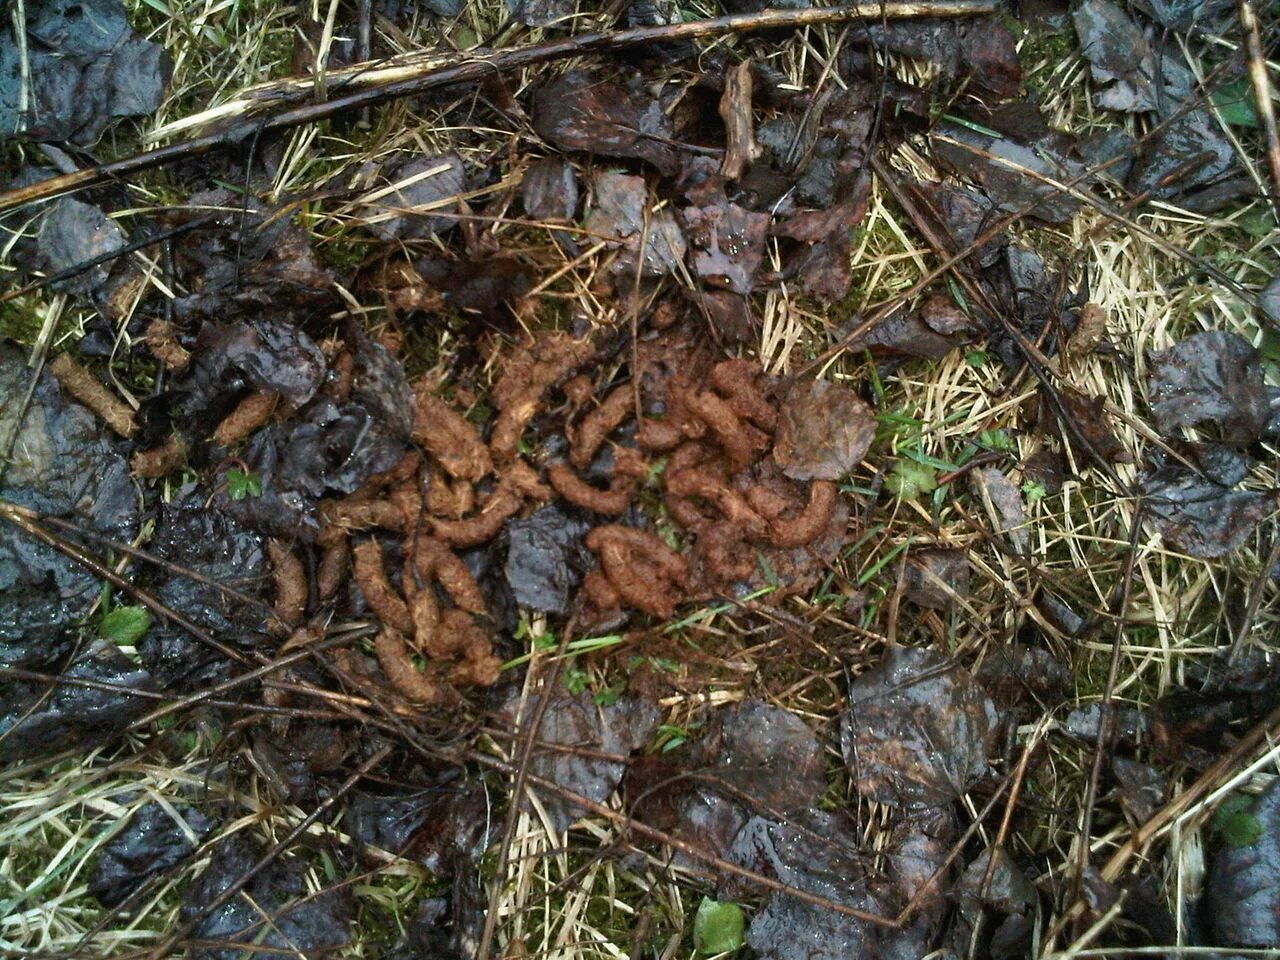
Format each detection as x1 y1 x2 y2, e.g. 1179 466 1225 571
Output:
1211 79 1259 128
226 468 262 500
1212 793 1264 847
885 459 938 500
99 605 152 645
1021 481 1047 504
694 897 746 955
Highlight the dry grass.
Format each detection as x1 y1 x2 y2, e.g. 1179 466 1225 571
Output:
2 0 1279 958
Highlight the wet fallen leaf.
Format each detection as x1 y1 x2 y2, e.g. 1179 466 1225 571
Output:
0 638 156 761
0 344 136 645
933 123 1082 224
357 153 468 240
183 834 352 960
773 380 875 481
584 171 687 277
90 802 216 907
840 646 999 809
1073 0 1161 112
1206 778 1280 950
0 0 170 144
1143 455 1266 559
903 548 970 610
976 643 1072 714
1148 331 1269 443
522 158 578 222
505 690 659 832
532 70 680 175
1045 385 1131 465
726 811 885 960
1112 756 1165 824
504 505 594 615
506 0 574 26
36 198 126 295
972 467 1029 553
680 199 769 295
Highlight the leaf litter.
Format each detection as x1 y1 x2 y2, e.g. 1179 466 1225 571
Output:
1 0 1278 955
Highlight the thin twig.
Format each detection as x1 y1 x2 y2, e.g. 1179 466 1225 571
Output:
1240 0 1280 222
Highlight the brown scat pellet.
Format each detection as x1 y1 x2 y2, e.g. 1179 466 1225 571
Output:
429 484 523 547
410 536 487 615
375 629 446 705
665 466 767 537
412 387 493 482
562 374 594 407
701 522 757 582
570 385 633 470
451 651 503 688
745 485 795 522
322 498 405 533
406 577 440 654
507 459 555 502
49 354 137 438
317 540 349 601
267 539 307 629
489 391 540 464
585 525 688 581
144 319 191 371
770 480 839 548
212 391 278 446
131 435 185 478
597 541 677 619
548 461 640 516
709 359 777 433
683 389 753 473
426 464 475 519
389 481 424 532
353 539 414 634
583 568 621 610
637 418 684 451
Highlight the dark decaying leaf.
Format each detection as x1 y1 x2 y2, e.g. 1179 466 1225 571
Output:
1073 0 1161 112
522 158 579 222
37 198 127 295
90 802 217 907
1044 385 1131 464
1127 110 1238 209
732 816 886 960
972 468 1029 554
503 505 594 615
506 0 574 27
933 123 1082 224
358 153 468 241
1206 778 1280 950
957 845 1037 918
846 17 1021 97
628 701 827 862
505 691 659 832
1140 0 1231 28
1142 453 1266 559
414 255 536 326
680 199 769 295
0 639 156 762
0 344 136 645
532 70 680 175
183 834 352 960
976 643 1072 714
1112 756 1165 823
903 548 970 610
841 646 998 809
0 0 170 144
773 380 876 481
1147 331 1270 442
584 171 687 277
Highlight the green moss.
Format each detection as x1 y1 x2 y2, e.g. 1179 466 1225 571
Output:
0 298 50 346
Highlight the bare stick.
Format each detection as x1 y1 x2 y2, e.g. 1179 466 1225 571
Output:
0 1 996 215
1240 0 1280 223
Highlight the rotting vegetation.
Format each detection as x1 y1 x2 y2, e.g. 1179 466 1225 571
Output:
2 0 1280 957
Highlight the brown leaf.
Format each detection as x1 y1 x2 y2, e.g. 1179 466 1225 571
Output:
1147 331 1270 443
773 379 875 481
532 70 679 175
840 646 999 808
